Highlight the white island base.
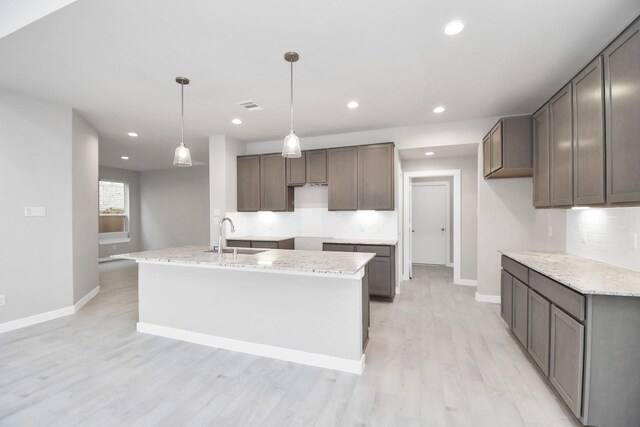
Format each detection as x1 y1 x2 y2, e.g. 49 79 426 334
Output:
135 261 368 374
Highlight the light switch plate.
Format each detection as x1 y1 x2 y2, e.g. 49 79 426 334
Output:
24 206 46 217
0 295 5 307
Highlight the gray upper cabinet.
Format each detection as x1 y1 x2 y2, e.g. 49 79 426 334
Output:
528 290 551 376
482 134 491 177
549 83 574 207
484 116 533 179
260 153 294 212
306 149 327 184
550 305 584 418
328 147 359 210
533 105 551 207
286 152 306 186
358 143 394 210
500 270 513 328
511 278 529 348
573 57 606 206
604 19 640 204
237 155 261 212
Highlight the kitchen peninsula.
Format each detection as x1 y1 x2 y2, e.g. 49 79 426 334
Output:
115 246 374 374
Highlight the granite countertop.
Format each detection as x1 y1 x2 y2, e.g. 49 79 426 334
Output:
226 235 295 242
501 251 640 297
323 237 398 246
114 245 375 276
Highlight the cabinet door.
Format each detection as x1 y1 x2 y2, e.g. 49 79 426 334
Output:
328 147 358 210
550 305 584 418
604 20 640 203
573 57 605 205
528 290 551 376
482 134 491 177
251 241 278 249
368 256 391 297
550 83 574 206
226 239 251 248
237 155 261 212
260 154 293 211
511 278 528 347
306 149 327 184
533 105 551 207
286 152 306 186
490 122 503 173
358 143 394 210
323 243 355 252
500 270 513 328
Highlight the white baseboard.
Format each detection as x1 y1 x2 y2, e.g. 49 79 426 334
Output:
475 292 501 304
0 306 75 334
455 278 477 287
137 322 365 374
74 286 100 312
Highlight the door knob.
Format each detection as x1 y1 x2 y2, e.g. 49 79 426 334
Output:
441 228 445 231
412 229 415 232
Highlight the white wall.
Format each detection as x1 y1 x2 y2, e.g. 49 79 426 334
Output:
71 111 99 303
140 165 210 250
476 144 566 298
403 156 478 281
567 207 640 272
98 166 141 259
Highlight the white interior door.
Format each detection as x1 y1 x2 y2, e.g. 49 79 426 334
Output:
411 184 447 265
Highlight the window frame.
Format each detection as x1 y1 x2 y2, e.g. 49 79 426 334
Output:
98 179 131 245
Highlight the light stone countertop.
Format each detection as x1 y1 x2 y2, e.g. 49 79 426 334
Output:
323 238 398 246
226 235 295 242
501 251 640 297
114 245 375 276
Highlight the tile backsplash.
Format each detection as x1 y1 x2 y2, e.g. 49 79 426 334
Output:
566 207 640 272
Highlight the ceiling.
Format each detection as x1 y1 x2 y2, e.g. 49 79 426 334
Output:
1 0 638 171
399 144 478 161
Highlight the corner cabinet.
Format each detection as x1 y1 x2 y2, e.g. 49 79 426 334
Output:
237 155 261 212
604 18 640 204
483 116 533 179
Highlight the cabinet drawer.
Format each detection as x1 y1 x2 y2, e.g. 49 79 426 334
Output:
501 256 528 284
226 240 251 248
323 243 355 252
356 245 390 257
251 241 278 249
529 270 585 322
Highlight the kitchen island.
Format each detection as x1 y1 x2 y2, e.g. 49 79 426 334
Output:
115 246 374 374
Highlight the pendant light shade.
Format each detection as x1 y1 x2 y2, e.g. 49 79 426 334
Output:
282 51 302 158
173 76 192 167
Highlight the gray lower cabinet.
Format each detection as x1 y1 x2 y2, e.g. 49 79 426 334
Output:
550 305 584 418
528 290 550 375
533 104 551 207
260 154 294 212
323 242 396 301
357 143 394 210
500 270 513 328
604 18 640 204
549 83 573 207
237 155 261 212
573 57 605 206
327 147 358 210
226 238 294 250
511 278 528 347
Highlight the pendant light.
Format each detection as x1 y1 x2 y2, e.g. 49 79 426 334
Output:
173 76 193 167
282 51 301 158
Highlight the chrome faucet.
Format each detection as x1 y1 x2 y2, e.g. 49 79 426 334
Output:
218 217 236 257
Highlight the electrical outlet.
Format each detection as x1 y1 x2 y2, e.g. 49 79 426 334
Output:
24 206 46 217
0 295 5 307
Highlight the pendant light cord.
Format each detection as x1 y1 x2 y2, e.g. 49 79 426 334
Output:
180 82 185 146
290 60 294 131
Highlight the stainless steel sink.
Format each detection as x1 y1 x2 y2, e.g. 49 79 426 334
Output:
204 247 267 255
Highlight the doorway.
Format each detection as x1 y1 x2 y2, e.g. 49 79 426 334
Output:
411 181 450 266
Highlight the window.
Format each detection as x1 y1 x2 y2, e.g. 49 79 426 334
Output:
99 180 130 244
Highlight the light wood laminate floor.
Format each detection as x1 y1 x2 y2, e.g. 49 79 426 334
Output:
0 262 581 426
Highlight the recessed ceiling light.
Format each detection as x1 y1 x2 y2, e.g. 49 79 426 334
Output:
347 101 359 109
444 20 464 36
425 151 435 156
433 106 446 113
232 118 242 125
121 156 130 160
127 132 138 137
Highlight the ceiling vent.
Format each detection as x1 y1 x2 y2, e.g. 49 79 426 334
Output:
238 100 263 111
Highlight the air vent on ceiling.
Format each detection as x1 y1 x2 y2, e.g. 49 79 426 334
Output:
238 100 263 111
